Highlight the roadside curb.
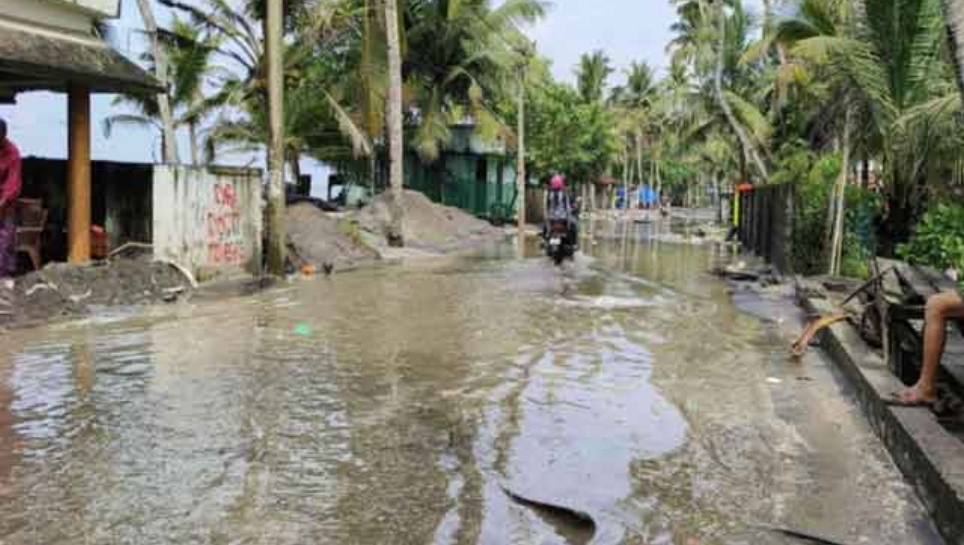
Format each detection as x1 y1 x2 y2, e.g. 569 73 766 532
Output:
800 294 964 545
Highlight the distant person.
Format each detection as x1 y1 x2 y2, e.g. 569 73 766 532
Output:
895 290 964 406
544 174 578 247
0 118 21 287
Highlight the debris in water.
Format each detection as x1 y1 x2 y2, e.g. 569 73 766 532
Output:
754 523 852 545
500 483 596 539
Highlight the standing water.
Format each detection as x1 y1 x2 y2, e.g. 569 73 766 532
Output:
0 220 941 544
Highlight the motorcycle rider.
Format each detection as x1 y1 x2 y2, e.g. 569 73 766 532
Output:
543 174 579 249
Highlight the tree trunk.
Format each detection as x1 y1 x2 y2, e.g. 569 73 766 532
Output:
265 0 287 274
943 0 964 103
714 172 723 224
515 62 528 227
829 109 852 276
715 4 769 183
135 0 179 164
627 134 646 206
189 121 199 166
385 0 405 246
655 160 662 203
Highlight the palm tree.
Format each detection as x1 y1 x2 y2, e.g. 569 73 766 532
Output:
784 0 949 246
401 0 548 163
104 19 219 165
669 0 771 184
772 0 855 273
576 50 613 103
712 0 770 182
161 0 371 172
610 61 658 209
134 0 179 163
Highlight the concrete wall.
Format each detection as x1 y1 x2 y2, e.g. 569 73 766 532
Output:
153 166 263 281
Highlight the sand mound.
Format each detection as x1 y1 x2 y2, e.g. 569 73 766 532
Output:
0 255 193 328
286 203 380 271
355 189 501 251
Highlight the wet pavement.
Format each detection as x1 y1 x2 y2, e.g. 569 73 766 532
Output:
0 220 945 545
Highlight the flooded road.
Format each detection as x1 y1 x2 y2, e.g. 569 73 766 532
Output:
0 221 942 544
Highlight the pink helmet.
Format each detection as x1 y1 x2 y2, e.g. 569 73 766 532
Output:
550 174 565 191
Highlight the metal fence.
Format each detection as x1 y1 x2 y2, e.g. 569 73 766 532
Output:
738 184 795 274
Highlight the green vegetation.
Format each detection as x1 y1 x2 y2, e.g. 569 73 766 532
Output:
899 205 964 273
110 0 964 274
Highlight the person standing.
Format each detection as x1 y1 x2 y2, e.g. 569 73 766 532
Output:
0 118 22 286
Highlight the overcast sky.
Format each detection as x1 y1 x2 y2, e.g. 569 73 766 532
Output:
0 0 764 191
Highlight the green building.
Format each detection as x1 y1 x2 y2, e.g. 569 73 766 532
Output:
403 124 518 221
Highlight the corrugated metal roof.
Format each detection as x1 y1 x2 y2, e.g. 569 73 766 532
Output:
0 25 162 95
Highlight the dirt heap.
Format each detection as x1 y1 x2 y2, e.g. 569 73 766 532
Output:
286 203 380 272
0 254 193 329
354 189 502 251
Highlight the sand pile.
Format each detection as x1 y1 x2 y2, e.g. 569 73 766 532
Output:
0 254 193 329
286 203 380 271
355 190 501 251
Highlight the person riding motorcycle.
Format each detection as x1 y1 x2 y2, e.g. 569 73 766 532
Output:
543 174 579 249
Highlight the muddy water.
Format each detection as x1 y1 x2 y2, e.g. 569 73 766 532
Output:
0 220 942 545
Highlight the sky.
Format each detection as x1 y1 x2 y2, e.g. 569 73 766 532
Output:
0 0 763 195
528 0 678 86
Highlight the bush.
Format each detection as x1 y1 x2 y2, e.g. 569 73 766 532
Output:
840 187 881 278
791 154 839 274
898 204 964 273
788 153 880 277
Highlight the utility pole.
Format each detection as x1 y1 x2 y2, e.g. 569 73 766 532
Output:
265 0 286 274
516 45 530 229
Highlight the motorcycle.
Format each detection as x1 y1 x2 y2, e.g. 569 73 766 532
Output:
544 203 579 265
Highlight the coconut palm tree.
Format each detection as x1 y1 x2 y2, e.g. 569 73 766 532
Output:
104 19 219 165
783 0 950 246
134 0 179 163
770 0 856 273
401 0 548 163
160 0 371 169
576 50 614 104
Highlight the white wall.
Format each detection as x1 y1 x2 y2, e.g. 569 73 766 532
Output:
153 166 263 281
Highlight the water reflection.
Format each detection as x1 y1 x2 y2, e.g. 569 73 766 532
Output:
0 221 937 545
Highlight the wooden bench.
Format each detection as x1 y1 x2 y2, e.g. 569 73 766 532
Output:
872 258 964 395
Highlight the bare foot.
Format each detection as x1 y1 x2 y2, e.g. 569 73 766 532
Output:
893 385 938 406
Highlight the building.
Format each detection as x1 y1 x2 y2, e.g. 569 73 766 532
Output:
403 125 518 221
0 0 161 263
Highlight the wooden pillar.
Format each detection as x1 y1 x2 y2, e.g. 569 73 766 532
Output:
67 85 91 264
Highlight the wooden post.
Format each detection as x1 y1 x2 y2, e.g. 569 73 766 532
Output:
67 85 91 264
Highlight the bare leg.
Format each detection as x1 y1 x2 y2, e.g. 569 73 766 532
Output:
899 291 964 403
